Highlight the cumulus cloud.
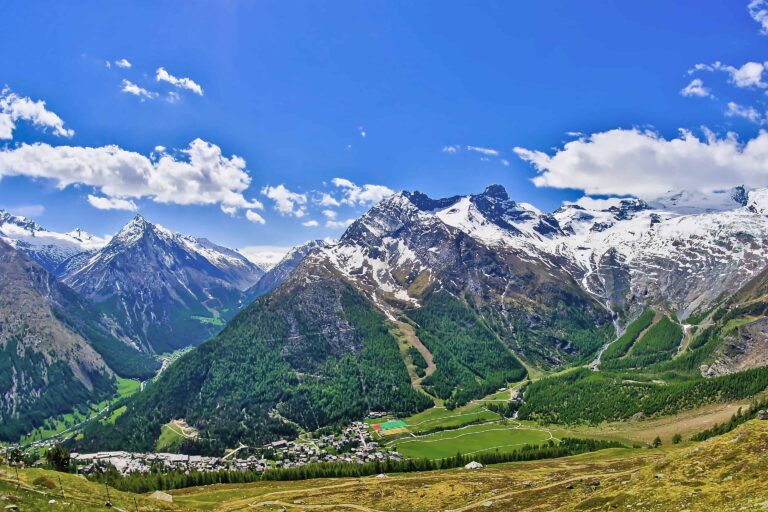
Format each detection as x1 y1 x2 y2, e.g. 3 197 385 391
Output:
442 145 459 153
680 78 712 98
0 88 74 139
261 184 307 217
87 195 138 211
726 101 765 124
316 192 340 207
322 209 337 219
156 67 203 96
514 128 768 198
466 145 500 157
245 210 266 224
302 219 319 227
120 80 158 100
331 177 394 206
692 61 768 89
0 138 263 215
750 0 768 34
115 58 132 69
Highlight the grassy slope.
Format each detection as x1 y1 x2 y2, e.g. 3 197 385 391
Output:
172 420 768 511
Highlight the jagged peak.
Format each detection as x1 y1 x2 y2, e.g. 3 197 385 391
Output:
481 184 509 201
110 213 156 246
0 209 43 232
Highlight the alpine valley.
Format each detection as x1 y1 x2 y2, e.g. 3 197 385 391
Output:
1 182 749 459
6 183 768 485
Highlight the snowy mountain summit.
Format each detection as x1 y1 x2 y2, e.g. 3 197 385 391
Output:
310 184 768 323
0 210 107 274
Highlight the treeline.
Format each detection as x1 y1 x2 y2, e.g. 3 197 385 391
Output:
602 315 683 370
600 309 655 363
519 365 768 424
87 437 623 494
408 291 526 409
691 397 768 442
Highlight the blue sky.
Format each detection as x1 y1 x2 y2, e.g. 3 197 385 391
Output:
1 1 767 253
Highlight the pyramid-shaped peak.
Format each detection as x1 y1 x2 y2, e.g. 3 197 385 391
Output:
481 184 509 200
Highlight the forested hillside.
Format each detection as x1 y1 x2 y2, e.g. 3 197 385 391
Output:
0 241 152 440
76 270 432 454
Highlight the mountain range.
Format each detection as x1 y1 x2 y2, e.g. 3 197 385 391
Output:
0 212 332 440
70 183 768 454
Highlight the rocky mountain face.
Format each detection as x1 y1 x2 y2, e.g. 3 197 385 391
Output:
310 185 613 368
245 239 328 300
0 240 157 440
61 215 264 353
0 210 107 275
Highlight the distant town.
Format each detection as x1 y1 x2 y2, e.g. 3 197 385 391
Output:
71 421 402 476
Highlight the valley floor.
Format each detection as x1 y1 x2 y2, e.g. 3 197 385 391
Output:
7 419 768 511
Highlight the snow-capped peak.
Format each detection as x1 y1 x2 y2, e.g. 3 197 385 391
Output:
648 186 748 215
0 209 108 273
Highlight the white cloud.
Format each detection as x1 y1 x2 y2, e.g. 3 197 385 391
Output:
238 245 290 268
514 127 768 198
166 91 181 104
466 145 499 157
245 210 266 224
358 125 366 138
115 58 132 69
0 138 262 212
749 0 768 34
120 79 158 100
0 88 74 139
317 192 340 207
325 218 355 229
87 195 138 211
726 101 765 124
680 78 712 98
442 145 459 153
322 209 337 219
261 184 307 217
302 219 319 227
331 177 394 206
565 131 584 137
692 61 768 88
156 67 203 96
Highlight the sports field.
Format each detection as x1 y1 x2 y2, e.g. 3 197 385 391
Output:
372 420 409 436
